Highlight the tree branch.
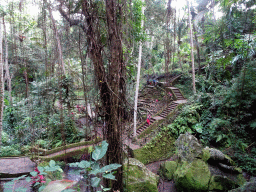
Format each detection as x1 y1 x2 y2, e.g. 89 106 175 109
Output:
58 4 87 32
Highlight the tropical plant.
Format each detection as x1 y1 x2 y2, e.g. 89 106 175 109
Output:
4 140 121 192
69 140 122 191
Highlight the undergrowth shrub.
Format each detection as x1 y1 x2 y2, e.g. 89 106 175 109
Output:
0 145 21 157
167 63 256 175
165 103 203 138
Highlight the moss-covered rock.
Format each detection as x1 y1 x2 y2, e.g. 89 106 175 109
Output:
174 159 211 192
209 175 240 191
175 132 203 162
201 148 211 162
124 158 158 192
172 135 246 192
160 161 178 180
134 133 175 164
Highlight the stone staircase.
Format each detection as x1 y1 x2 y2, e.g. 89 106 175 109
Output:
159 102 179 118
133 118 157 136
133 85 186 138
169 87 186 100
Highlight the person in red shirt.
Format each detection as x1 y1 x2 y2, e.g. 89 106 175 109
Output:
147 114 151 125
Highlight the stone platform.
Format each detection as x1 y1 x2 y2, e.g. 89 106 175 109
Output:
0 157 36 179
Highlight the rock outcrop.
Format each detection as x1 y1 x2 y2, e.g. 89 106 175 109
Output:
161 132 246 192
124 158 159 192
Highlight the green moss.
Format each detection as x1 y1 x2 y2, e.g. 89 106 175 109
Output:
124 160 158 192
39 147 89 161
30 137 101 157
234 167 243 174
134 133 175 164
126 181 158 192
237 174 247 186
209 176 224 191
224 154 236 166
160 161 178 180
201 148 211 162
209 175 239 191
174 159 211 192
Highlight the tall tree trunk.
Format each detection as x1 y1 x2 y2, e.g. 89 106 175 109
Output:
47 1 66 152
0 21 4 147
23 63 29 98
42 0 48 74
3 17 12 105
193 24 201 74
134 0 145 138
78 29 89 141
188 0 196 93
59 1 126 189
177 14 183 71
165 0 172 78
172 5 176 70
105 1 124 190
80 1 125 190
48 2 66 74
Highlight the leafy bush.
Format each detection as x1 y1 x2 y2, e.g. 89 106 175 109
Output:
166 103 203 138
169 63 256 174
47 113 82 148
69 140 122 190
1 131 10 144
0 145 21 157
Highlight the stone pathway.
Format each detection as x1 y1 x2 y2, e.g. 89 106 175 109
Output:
0 157 36 178
0 157 35 192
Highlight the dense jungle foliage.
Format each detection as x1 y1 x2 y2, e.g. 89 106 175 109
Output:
0 0 255 181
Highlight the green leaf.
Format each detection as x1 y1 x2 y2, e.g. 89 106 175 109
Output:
38 167 45 172
91 177 101 187
101 185 111 191
99 164 122 173
4 181 14 189
250 121 256 129
92 140 109 161
30 171 38 177
78 160 91 169
38 186 46 192
69 162 80 167
49 160 56 167
90 168 101 175
44 167 57 172
4 99 9 106
13 175 26 181
103 173 116 180
25 177 31 182
216 134 223 143
194 124 203 133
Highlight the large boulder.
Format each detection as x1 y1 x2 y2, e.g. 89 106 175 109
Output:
174 159 211 192
175 132 203 162
124 158 158 192
162 132 246 192
159 161 178 180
